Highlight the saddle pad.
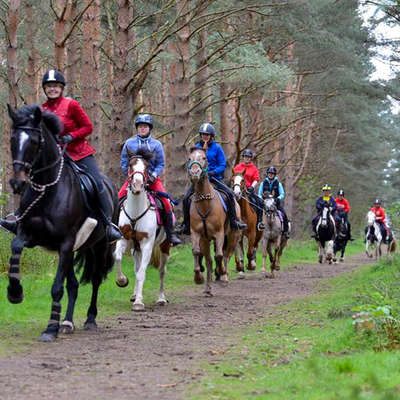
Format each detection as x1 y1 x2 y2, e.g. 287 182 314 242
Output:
215 191 228 213
147 193 176 226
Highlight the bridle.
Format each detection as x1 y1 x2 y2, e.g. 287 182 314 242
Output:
127 156 148 193
11 124 65 223
187 159 208 179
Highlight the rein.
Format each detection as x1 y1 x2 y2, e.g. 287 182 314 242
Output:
122 201 152 228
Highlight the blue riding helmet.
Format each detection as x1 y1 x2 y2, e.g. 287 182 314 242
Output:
199 123 215 136
135 114 153 129
42 69 66 87
267 166 277 175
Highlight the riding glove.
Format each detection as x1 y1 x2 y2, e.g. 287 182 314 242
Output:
248 186 255 193
208 171 216 177
61 134 74 144
147 175 156 185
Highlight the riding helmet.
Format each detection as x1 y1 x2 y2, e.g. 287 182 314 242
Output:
242 149 254 158
198 123 215 136
135 114 153 129
42 69 66 87
322 184 331 191
338 189 344 196
267 166 277 175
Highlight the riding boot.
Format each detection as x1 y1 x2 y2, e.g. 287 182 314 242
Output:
175 194 192 235
163 211 182 247
0 218 18 235
226 193 247 230
283 217 290 238
97 188 122 243
256 210 265 231
348 223 354 241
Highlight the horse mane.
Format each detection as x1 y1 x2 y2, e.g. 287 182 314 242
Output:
11 104 63 137
189 146 205 155
41 110 63 136
129 147 154 162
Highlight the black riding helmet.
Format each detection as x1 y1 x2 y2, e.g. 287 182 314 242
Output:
199 123 215 137
242 149 254 158
42 69 66 88
267 166 277 175
338 189 344 196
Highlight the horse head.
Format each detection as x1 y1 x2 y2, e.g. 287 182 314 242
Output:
127 148 153 194
187 147 208 182
366 210 376 227
264 194 277 220
8 104 45 194
231 170 245 199
320 204 331 227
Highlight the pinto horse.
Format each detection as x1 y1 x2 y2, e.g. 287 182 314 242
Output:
261 194 287 278
187 148 240 296
365 211 396 259
333 214 350 263
114 148 170 311
315 204 336 264
231 171 263 275
6 104 117 342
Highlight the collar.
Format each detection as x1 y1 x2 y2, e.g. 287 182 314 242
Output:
137 133 152 141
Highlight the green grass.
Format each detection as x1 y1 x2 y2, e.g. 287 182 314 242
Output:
189 255 400 400
0 232 364 357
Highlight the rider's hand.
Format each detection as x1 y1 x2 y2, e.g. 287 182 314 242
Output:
61 134 74 144
208 171 216 177
147 175 156 185
248 186 255 193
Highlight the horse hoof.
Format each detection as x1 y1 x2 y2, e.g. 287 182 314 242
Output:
275 266 280 271
39 333 57 342
238 271 245 279
194 272 204 285
7 293 23 304
340 258 344 262
204 291 213 297
116 277 129 288
247 264 256 271
60 321 74 334
130 295 136 302
132 303 145 312
260 270 267 278
83 321 98 330
157 299 167 306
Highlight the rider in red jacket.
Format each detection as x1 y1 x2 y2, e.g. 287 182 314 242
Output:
334 189 353 240
232 149 265 230
370 198 389 242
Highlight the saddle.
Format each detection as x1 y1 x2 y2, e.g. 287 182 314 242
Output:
67 158 97 213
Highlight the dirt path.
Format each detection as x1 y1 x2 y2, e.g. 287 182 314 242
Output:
0 254 372 400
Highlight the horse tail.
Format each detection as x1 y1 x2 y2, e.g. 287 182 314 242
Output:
75 242 115 284
390 238 397 253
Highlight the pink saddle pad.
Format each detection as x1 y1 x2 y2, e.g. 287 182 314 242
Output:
147 193 175 226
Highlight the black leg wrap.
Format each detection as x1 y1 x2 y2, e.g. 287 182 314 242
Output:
7 278 23 304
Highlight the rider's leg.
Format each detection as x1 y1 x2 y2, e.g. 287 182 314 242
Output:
76 155 122 243
149 178 182 246
175 184 194 235
249 192 264 230
311 215 318 238
277 204 289 237
210 177 246 230
0 214 18 235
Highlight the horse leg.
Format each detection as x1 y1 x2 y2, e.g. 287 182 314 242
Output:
132 240 153 311
223 230 240 282
247 231 257 271
40 245 74 342
192 233 204 284
157 241 170 306
115 238 129 288
214 232 227 284
235 234 244 273
200 238 213 296
318 243 323 263
7 236 25 304
261 239 268 277
59 268 79 334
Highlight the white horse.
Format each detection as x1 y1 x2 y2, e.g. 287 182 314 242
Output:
365 210 383 259
114 149 170 311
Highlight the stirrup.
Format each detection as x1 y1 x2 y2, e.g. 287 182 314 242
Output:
175 223 190 236
169 233 182 247
257 222 265 231
234 220 247 230
0 217 18 235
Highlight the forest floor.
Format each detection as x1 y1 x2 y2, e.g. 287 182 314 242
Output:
0 253 373 400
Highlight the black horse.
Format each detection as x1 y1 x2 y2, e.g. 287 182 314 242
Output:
333 214 350 262
6 104 117 342
315 204 336 264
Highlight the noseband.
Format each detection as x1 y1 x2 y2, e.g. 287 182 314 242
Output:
187 160 208 177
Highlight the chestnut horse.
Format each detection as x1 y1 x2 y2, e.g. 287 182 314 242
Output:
187 148 240 296
231 171 262 276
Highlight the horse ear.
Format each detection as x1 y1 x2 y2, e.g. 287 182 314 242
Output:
7 103 18 122
33 106 42 126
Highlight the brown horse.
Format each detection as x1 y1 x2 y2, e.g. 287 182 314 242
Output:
261 194 288 278
187 148 240 296
231 171 263 276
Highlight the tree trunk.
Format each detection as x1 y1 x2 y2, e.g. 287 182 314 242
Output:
54 0 72 71
24 0 38 104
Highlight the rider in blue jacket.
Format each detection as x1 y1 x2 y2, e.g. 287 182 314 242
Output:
259 166 290 237
311 184 337 238
176 123 247 235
